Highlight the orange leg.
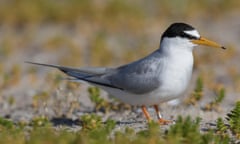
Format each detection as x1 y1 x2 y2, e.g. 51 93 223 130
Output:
141 105 151 122
153 105 172 125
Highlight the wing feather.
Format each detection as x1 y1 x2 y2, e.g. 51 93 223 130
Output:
26 51 163 95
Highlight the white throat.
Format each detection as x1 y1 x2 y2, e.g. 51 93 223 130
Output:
159 37 196 55
156 37 195 100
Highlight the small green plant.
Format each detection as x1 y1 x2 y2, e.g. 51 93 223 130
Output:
137 121 159 138
66 82 80 90
81 114 103 131
53 73 63 85
166 116 202 143
204 88 225 112
216 118 229 139
30 115 51 127
86 119 117 144
226 101 240 139
166 116 230 144
0 117 14 129
214 88 225 104
185 76 203 105
7 96 15 106
104 119 116 133
32 91 50 108
88 87 109 112
2 64 21 88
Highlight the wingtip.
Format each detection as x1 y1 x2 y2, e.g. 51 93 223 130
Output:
25 61 36 64
24 61 59 68
25 61 44 66
221 46 227 50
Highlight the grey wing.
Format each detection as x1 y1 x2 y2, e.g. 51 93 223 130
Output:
105 56 163 94
26 51 163 94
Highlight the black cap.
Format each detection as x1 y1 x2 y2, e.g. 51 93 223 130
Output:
161 23 198 40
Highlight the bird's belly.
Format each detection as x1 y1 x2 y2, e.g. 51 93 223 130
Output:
154 64 192 99
158 71 191 98
100 77 190 106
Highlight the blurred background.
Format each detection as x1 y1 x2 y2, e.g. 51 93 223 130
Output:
0 0 239 122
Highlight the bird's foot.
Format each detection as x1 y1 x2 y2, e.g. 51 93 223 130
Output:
158 118 174 125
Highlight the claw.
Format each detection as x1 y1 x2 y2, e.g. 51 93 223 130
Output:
158 118 173 125
154 104 174 125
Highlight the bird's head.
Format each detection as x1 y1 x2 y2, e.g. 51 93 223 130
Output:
160 23 226 52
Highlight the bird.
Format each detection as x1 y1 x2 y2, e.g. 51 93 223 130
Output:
26 23 226 124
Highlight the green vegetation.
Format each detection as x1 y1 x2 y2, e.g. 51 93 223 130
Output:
185 76 204 105
216 118 229 138
0 117 14 129
0 0 239 25
88 87 110 112
0 114 235 144
1 100 240 143
32 91 50 108
2 64 21 88
165 116 230 144
215 101 240 141
30 115 51 127
226 101 240 138
81 114 103 131
204 88 225 112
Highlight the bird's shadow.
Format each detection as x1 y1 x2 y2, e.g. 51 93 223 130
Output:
51 117 81 126
50 117 145 127
115 120 145 125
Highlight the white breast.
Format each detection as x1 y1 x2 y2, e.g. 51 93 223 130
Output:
159 37 194 94
157 50 193 99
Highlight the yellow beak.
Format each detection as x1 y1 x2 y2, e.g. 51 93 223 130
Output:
191 37 226 49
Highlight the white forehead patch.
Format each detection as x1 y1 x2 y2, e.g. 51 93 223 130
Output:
184 30 200 38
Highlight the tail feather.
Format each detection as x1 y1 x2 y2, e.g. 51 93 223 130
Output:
25 61 105 78
25 61 122 90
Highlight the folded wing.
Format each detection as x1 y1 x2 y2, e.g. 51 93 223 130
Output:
26 53 163 95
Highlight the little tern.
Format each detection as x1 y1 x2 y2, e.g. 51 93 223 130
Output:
27 23 226 124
